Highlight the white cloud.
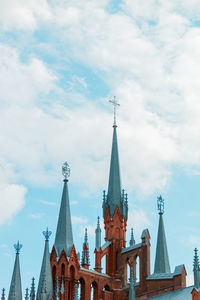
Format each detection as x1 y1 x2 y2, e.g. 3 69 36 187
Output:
40 200 57 206
28 213 45 219
127 209 150 238
0 183 26 225
186 273 194 287
72 216 88 225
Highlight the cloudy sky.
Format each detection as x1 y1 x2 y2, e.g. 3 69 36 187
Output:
0 0 200 294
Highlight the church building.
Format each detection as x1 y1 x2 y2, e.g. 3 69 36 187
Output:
3 101 200 300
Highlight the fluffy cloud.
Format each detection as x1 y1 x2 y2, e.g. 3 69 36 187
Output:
0 183 26 225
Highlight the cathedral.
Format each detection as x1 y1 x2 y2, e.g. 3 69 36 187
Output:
2 103 200 300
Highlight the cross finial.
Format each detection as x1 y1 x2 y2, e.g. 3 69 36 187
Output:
14 241 23 254
109 96 120 126
62 162 70 181
43 227 52 241
157 195 164 215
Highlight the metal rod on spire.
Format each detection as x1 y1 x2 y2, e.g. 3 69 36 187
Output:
109 96 120 127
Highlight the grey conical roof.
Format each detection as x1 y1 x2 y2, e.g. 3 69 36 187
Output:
154 213 171 274
55 179 73 257
103 125 122 218
37 229 53 300
8 241 23 300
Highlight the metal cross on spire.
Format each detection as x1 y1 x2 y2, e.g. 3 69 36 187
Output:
157 195 164 215
62 162 70 181
109 96 120 126
14 241 23 254
43 227 52 241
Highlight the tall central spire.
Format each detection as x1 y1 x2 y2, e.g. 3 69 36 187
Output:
103 98 128 220
54 162 73 257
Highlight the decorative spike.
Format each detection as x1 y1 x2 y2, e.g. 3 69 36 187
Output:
95 217 101 250
193 248 200 289
73 284 79 300
84 228 88 246
25 288 29 300
157 195 164 215
30 278 35 300
129 228 135 246
1 288 5 300
81 228 90 267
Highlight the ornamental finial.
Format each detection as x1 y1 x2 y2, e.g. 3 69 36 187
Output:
62 162 70 180
14 241 22 254
109 96 120 126
157 195 164 215
43 227 52 241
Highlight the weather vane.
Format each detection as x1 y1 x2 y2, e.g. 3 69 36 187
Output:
14 241 23 254
157 195 164 215
62 162 70 180
43 227 52 241
109 96 120 126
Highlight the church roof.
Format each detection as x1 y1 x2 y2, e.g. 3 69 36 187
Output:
54 177 73 257
147 286 193 299
8 241 23 300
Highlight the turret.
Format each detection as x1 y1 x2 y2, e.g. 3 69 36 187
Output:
154 196 171 274
25 288 29 300
193 248 200 289
1 289 5 300
81 228 90 269
30 278 35 300
37 228 53 300
54 162 73 257
95 217 101 250
8 241 23 300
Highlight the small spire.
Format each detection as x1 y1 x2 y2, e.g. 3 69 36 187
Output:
54 162 73 257
154 196 170 274
81 228 90 267
25 288 29 300
193 248 200 289
8 241 23 300
1 289 5 300
55 277 59 300
129 267 135 300
73 284 79 300
95 217 101 250
30 278 35 300
60 276 64 294
37 229 53 300
129 228 135 246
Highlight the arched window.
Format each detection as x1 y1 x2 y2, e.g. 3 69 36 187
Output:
91 281 98 299
52 265 56 290
69 266 75 300
101 254 106 274
127 262 131 283
79 278 85 300
136 255 140 283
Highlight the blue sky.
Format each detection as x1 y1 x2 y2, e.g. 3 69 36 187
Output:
0 0 200 295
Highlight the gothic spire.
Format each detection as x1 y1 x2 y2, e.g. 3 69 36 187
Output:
193 248 200 289
55 277 59 300
37 228 53 300
154 196 171 274
129 228 135 247
8 241 23 300
103 100 128 220
81 228 90 267
30 278 35 300
95 216 101 250
54 162 73 257
129 267 135 300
